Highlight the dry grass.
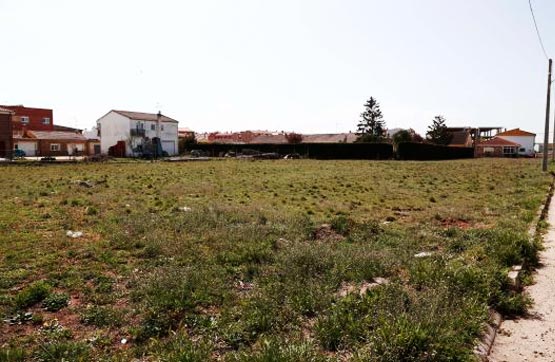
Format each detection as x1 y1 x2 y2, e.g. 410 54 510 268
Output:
0 158 550 361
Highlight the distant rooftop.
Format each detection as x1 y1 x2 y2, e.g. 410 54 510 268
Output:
497 128 536 137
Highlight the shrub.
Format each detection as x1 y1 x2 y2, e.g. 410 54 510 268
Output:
14 281 51 309
315 285 409 351
80 306 123 327
42 292 70 312
151 334 212 362
0 348 25 362
33 341 90 362
229 339 327 362
330 215 352 236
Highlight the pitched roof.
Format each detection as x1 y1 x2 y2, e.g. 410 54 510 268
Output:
112 110 178 123
477 137 521 147
26 131 87 141
497 128 535 137
302 133 358 143
53 124 82 133
249 134 288 144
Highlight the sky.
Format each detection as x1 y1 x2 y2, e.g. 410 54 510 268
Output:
1 0 555 137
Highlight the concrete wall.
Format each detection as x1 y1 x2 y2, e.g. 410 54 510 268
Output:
97 111 131 155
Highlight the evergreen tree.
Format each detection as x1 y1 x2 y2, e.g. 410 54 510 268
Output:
356 97 386 142
426 116 452 145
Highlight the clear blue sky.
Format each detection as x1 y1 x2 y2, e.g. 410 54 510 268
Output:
1 0 555 137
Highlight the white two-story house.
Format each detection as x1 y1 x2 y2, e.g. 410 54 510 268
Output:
96 110 179 156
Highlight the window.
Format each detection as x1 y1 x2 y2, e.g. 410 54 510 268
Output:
50 144 60 152
42 117 51 125
151 124 156 131
503 146 516 155
21 116 30 124
483 147 495 153
519 148 526 152
161 125 164 131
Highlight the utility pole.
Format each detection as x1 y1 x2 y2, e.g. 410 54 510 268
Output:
552 80 555 162
543 58 552 172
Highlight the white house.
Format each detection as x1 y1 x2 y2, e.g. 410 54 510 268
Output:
496 128 536 157
96 110 179 156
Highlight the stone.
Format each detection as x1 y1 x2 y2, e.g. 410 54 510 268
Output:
414 252 433 258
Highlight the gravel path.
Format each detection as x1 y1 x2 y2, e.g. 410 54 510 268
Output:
489 200 555 361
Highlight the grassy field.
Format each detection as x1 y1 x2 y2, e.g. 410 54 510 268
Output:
0 159 551 361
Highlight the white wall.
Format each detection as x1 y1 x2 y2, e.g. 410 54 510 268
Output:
129 119 178 156
497 135 535 157
160 122 178 155
15 141 37 156
97 111 131 155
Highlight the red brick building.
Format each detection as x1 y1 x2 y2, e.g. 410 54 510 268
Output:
13 130 89 157
0 105 54 132
0 107 14 158
0 105 98 158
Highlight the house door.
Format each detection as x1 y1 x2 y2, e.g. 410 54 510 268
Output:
0 141 6 157
94 145 101 155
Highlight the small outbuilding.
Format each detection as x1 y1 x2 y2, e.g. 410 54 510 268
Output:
14 130 89 157
475 137 521 158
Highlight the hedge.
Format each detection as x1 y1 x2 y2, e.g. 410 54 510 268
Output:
187 143 394 160
397 142 475 160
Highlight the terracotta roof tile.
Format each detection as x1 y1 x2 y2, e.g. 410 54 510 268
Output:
497 128 535 137
27 131 87 141
477 137 521 147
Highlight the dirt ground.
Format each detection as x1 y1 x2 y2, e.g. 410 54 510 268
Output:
489 200 555 361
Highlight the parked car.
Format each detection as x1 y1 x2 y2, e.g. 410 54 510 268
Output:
190 150 208 158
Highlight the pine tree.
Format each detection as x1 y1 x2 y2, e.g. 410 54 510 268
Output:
426 116 452 145
356 97 386 142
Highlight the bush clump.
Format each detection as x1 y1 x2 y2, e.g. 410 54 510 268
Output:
14 281 52 310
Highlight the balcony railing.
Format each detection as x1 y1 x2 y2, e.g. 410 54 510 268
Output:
130 128 146 137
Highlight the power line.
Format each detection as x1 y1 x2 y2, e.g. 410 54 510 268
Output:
529 0 550 60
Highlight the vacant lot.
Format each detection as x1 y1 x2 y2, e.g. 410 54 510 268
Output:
0 159 551 361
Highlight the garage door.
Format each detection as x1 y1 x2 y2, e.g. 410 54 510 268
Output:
16 142 37 156
162 141 176 155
